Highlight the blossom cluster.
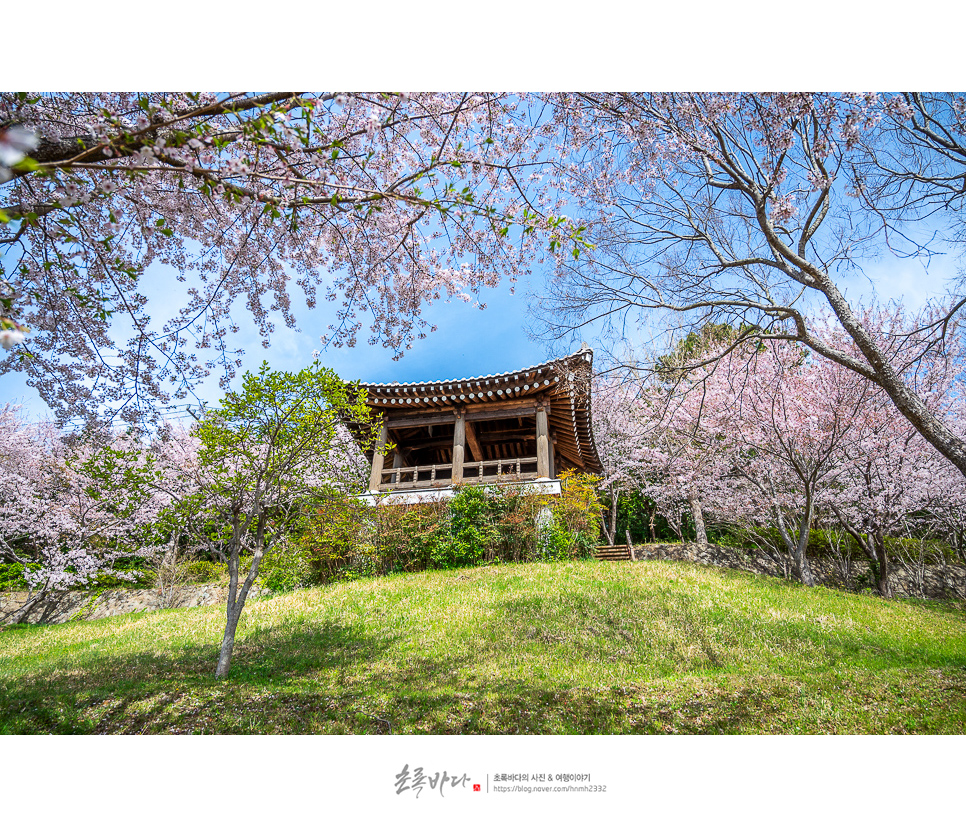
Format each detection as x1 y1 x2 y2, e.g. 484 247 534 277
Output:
0 92 570 424
592 305 966 588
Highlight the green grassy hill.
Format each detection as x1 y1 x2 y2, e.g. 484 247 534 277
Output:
2 560 965 734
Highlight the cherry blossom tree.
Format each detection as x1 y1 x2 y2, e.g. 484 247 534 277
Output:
657 334 869 585
163 361 377 678
635 393 719 546
645 304 966 594
820 308 966 595
0 405 165 623
827 397 941 596
640 325 758 545
728 345 870 584
0 92 571 424
591 375 650 544
541 92 966 479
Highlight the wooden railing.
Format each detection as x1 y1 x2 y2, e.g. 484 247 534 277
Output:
377 456 540 491
379 462 454 489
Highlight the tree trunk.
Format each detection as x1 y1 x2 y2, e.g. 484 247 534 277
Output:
216 601 243 678
1 587 49 626
758 204 966 480
599 489 617 545
648 507 657 543
831 509 891 597
599 509 612 545
214 514 267 679
872 530 892 598
782 494 816 587
689 492 708 546
792 540 817 587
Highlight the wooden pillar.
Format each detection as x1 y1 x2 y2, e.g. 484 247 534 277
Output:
548 432 556 479
392 451 403 484
536 406 550 478
369 423 388 492
452 411 465 483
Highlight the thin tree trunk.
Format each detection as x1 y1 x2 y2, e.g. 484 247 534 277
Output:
214 513 267 679
610 493 618 546
792 537 816 587
599 510 613 545
831 508 891 597
770 482 816 587
1 586 50 626
872 529 892 598
216 602 243 678
599 491 617 545
689 491 708 546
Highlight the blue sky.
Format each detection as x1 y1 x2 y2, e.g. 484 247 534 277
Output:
1 258 570 423
4 239 959 425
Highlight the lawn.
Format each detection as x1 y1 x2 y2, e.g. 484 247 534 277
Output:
2 559 965 734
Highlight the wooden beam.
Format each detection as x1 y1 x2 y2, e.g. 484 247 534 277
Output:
476 430 536 443
381 404 454 418
385 413 458 429
378 399 549 426
465 404 547 422
464 420 484 462
399 438 454 453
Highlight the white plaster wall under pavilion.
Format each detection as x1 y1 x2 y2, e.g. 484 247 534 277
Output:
344 347 603 506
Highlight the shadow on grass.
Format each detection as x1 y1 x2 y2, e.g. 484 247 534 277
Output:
314 649 966 734
0 617 396 734
492 588 966 676
4 576 966 734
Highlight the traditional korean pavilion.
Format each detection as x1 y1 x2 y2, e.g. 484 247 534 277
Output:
347 347 602 503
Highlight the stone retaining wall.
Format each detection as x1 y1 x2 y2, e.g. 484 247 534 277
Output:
0 582 272 625
629 542 966 600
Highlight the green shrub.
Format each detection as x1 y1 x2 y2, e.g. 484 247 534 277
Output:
183 560 226 584
552 471 602 559
0 563 34 592
298 494 377 582
375 500 451 573
258 543 312 593
292 473 603 585
442 486 498 568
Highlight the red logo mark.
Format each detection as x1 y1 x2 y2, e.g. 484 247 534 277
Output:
473 784 481 792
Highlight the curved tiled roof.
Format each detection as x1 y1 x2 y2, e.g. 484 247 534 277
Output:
348 348 602 475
